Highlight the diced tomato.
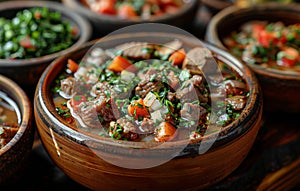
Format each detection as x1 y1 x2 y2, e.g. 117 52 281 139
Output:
96 0 116 15
258 30 275 48
155 122 177 142
71 27 78 36
71 95 86 111
107 56 137 73
252 23 265 39
19 36 36 49
67 59 79 73
159 0 176 6
128 99 150 120
277 47 299 67
34 12 42 19
117 4 137 19
168 48 186 66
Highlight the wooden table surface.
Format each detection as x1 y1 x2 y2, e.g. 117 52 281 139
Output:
1 3 300 191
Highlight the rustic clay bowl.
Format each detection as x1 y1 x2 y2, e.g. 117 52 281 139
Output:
62 0 199 37
0 75 33 184
201 0 233 14
0 0 92 87
205 3 300 112
34 33 262 191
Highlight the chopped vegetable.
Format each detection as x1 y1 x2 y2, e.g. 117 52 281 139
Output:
155 122 177 142
67 59 79 73
107 56 137 73
169 48 186 66
128 98 150 120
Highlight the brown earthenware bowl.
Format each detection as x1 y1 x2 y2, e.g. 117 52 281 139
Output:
205 3 300 112
34 33 262 191
0 0 92 87
0 75 33 184
62 0 199 37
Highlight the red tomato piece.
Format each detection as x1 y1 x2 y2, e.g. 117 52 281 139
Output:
117 4 137 19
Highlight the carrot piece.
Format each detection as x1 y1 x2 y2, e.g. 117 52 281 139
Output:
67 59 79 73
107 56 136 73
128 99 150 120
168 48 186 66
117 4 137 19
97 0 116 15
155 122 177 142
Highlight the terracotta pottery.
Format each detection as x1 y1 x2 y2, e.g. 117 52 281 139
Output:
62 0 199 37
205 3 300 112
34 33 262 191
0 75 33 184
0 0 92 87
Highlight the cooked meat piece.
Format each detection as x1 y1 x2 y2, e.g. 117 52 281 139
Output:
176 75 208 103
95 98 120 124
156 39 182 56
224 80 246 95
135 69 163 98
0 125 18 148
71 97 120 128
116 42 154 60
90 82 116 98
109 119 139 141
60 77 75 99
140 118 155 134
226 95 247 110
180 103 207 122
182 47 213 75
167 70 179 89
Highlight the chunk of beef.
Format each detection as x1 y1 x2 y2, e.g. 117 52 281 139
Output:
109 118 139 141
140 118 155 134
71 97 119 128
156 39 182 57
183 47 213 75
0 125 18 148
135 69 163 98
90 82 116 98
176 75 208 103
180 103 207 122
60 77 75 99
116 42 154 60
226 95 247 111
223 80 247 95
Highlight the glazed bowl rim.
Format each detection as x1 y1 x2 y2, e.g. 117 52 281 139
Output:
0 74 31 155
0 0 92 67
36 32 260 150
206 2 300 80
62 0 199 24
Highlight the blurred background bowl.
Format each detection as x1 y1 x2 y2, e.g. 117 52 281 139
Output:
0 0 92 89
34 32 262 191
62 0 199 38
206 3 300 112
0 74 33 184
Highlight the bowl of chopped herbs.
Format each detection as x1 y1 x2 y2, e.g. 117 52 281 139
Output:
0 0 92 87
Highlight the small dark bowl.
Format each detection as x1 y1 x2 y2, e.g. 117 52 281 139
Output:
0 0 92 87
34 32 262 190
206 3 300 112
62 0 199 37
0 75 33 184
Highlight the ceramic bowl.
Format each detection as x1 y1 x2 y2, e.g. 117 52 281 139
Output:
0 75 33 184
205 3 300 112
0 0 92 87
34 33 262 191
62 0 199 37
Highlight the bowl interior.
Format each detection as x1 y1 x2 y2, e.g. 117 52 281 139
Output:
37 32 259 154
